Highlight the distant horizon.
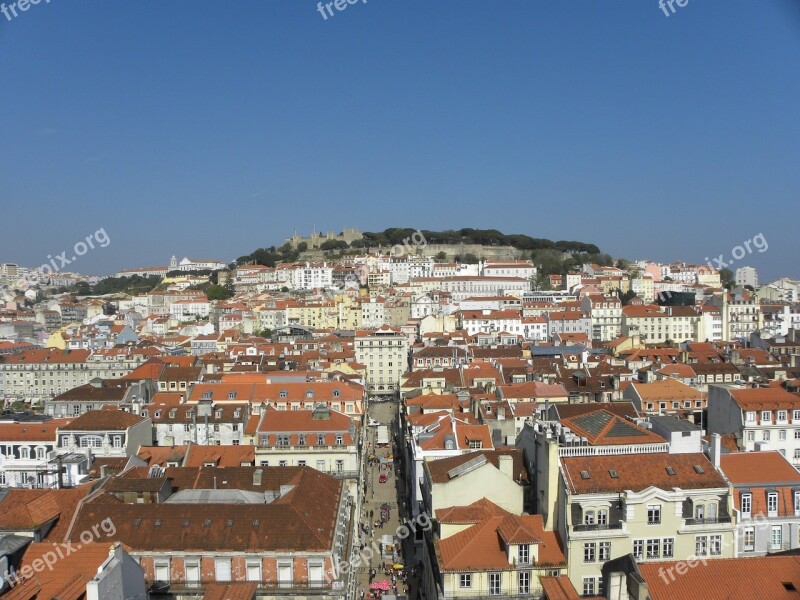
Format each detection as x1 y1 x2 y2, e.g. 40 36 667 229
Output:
2 224 792 284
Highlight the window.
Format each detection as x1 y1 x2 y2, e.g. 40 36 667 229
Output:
246 560 262 582
19 447 30 459
598 509 608 525
112 436 122 448
747 431 755 442
795 492 800 516
489 572 501 595
744 527 755 551
35 447 46 460
518 544 529 565
762 411 772 422
647 504 661 525
582 577 596 596
746 411 756 422
663 538 674 558
794 410 800 421
584 510 595 525
741 493 752 516
695 536 708 556
335 435 343 446
599 541 611 561
695 504 705 520
154 560 170 584
80 436 103 448
584 542 596 563
459 574 472 588
764 430 771 441
768 492 779 515
710 535 722 555
772 526 783 549
185 560 200 587
645 539 660 559
518 571 530 594
779 410 788 421
633 540 644 559
780 430 787 441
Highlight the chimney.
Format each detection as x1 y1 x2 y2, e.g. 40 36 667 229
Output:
710 433 721 469
179 395 185 404
497 454 514 479
497 406 506 421
100 465 109 478
253 468 263 486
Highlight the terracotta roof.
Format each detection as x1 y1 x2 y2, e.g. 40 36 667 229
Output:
629 379 703 401
71 467 342 552
203 582 258 600
426 449 527 484
436 512 564 571
437 498 509 524
540 575 583 600
0 419 72 441
639 555 800 600
561 452 725 495
6 542 126 600
729 386 800 411
60 409 147 431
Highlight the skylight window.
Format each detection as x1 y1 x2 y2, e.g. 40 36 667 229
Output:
580 470 590 479
666 467 676 476
609 470 619 478
693 465 705 474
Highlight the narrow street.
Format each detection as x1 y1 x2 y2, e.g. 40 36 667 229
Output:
353 398 418 600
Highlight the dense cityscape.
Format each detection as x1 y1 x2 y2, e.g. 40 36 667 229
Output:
0 227 798 599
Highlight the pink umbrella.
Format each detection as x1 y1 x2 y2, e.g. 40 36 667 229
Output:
370 579 391 590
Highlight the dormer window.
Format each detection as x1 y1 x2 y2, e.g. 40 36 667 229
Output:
741 493 752 516
228 392 236 400
762 411 772 422
768 492 779 516
279 389 288 398
333 389 341 398
517 544 530 565
468 439 482 449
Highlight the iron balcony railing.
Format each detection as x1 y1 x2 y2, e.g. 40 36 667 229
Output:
684 516 732 526
573 522 624 532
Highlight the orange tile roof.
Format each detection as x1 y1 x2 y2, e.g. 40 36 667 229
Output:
630 379 703 401
540 575 583 600
436 512 564 571
561 452 725 495
0 419 72 441
639 555 800 600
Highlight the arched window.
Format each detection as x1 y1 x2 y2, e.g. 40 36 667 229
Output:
80 436 103 448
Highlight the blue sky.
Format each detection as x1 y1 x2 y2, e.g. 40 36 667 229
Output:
1 0 798 280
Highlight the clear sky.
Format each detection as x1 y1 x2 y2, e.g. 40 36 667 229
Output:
1 0 799 280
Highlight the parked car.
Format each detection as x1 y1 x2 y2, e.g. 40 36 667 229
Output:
379 473 387 483
368 418 380 427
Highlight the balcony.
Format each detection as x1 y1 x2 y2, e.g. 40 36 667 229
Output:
683 516 732 527
573 522 624 532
